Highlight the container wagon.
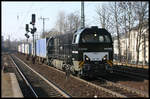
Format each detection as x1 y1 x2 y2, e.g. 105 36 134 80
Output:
21 43 25 54
18 44 22 53
35 38 49 63
24 43 32 55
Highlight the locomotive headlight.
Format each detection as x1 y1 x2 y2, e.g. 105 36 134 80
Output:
94 34 97 37
103 55 107 60
86 57 89 60
85 55 90 61
72 51 78 54
103 57 106 60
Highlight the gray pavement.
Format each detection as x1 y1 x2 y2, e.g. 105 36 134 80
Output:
2 72 23 98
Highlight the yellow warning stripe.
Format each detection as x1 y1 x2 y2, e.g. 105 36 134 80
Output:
107 60 113 66
79 61 84 68
110 60 113 64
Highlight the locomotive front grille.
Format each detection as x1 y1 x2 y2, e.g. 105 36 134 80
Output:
83 52 109 61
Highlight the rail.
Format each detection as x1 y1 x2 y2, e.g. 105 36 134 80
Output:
13 54 71 98
113 61 149 69
97 77 149 97
10 55 38 98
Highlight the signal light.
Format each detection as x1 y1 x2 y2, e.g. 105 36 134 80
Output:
25 24 29 32
31 14 36 25
25 33 30 38
31 27 37 34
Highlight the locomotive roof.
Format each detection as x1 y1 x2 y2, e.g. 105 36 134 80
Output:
52 27 111 38
74 27 111 35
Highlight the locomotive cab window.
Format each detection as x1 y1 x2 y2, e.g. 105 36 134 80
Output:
73 35 77 43
104 35 111 43
81 33 111 43
99 35 104 42
73 34 80 44
48 39 54 46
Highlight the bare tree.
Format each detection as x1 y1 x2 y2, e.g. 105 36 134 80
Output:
55 11 66 34
54 11 81 35
40 10 81 38
95 4 112 31
41 28 60 38
54 11 81 34
118 2 136 63
96 2 123 62
133 2 149 64
67 11 81 32
109 2 123 62
95 1 149 64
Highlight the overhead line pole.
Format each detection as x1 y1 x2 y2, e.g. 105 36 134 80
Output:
39 17 49 38
81 1 85 29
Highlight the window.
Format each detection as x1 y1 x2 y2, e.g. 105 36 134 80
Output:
75 35 80 43
73 34 80 44
81 33 111 43
104 35 111 43
73 35 77 43
99 35 104 42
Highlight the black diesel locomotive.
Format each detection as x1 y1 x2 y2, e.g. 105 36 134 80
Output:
46 26 113 77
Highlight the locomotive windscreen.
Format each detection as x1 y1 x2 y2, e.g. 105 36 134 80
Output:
81 33 111 43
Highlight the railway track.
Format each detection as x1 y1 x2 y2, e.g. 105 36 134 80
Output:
14 53 149 98
2 54 37 97
14 54 126 97
10 54 71 98
42 62 149 98
113 62 149 69
112 69 149 80
113 65 148 79
88 77 148 98
10 55 38 97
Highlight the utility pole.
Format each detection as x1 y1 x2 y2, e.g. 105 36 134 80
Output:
8 35 11 50
81 1 85 29
39 17 49 38
30 14 37 58
25 24 30 60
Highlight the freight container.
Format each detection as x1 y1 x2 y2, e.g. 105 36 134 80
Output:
24 44 28 54
21 43 25 54
36 38 49 58
31 42 33 55
18 45 21 52
31 41 36 56
28 43 32 55
24 43 32 54
18 45 19 52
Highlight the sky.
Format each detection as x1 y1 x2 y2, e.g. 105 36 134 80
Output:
2 1 107 41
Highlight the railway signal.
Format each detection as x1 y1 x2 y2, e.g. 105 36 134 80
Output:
25 33 30 39
25 24 29 32
25 24 30 41
25 24 30 60
30 14 37 63
31 14 36 25
31 27 37 34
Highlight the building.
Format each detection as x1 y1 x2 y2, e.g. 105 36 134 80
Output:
113 21 149 65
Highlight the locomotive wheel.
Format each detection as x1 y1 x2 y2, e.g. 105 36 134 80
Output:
77 73 81 78
46 58 51 66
